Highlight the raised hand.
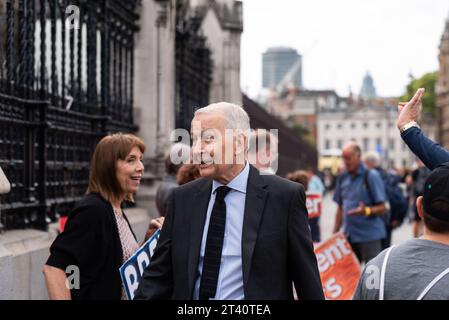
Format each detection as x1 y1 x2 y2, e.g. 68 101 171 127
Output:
397 88 425 129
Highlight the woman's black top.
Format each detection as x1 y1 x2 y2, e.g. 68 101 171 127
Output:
46 193 137 300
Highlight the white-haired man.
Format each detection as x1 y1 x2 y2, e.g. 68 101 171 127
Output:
135 102 324 300
363 151 407 249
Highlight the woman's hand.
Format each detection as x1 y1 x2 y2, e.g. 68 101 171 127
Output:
143 217 165 242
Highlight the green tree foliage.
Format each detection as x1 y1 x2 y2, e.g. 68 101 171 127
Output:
293 124 315 147
400 72 437 117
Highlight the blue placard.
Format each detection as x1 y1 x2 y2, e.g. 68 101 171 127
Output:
119 229 160 300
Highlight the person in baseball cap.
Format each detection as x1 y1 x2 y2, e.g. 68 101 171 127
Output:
420 164 449 230
354 164 449 300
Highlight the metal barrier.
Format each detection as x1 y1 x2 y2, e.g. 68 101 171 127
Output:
0 0 140 230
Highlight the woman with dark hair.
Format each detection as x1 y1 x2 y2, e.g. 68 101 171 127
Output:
43 133 155 300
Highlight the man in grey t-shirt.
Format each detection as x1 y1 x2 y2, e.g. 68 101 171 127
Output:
354 164 449 300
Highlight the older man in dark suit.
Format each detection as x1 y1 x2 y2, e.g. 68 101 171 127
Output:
135 102 323 300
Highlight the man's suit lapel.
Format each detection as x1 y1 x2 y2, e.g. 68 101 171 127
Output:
242 165 268 290
187 179 212 297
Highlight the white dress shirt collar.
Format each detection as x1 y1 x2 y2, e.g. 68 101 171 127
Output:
212 162 250 195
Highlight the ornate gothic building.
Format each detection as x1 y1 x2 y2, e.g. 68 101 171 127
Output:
437 16 449 148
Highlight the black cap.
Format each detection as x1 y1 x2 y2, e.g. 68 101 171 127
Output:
423 165 449 222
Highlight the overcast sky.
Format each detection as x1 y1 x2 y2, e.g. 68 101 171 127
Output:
240 0 449 98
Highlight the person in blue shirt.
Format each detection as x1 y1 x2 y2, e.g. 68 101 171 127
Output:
307 167 326 195
306 167 325 242
333 142 388 264
397 88 449 169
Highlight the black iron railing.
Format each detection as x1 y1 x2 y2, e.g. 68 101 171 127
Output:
175 0 212 132
0 0 140 230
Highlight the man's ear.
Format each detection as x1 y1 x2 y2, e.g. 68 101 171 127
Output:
416 196 424 219
234 133 247 165
234 133 245 154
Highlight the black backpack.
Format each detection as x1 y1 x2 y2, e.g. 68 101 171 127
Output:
367 169 409 225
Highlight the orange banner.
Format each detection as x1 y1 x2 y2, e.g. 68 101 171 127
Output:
314 233 361 300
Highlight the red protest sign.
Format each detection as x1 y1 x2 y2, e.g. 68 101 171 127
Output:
306 192 322 219
59 216 68 233
314 233 361 300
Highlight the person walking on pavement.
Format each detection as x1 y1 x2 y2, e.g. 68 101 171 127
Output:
333 142 388 264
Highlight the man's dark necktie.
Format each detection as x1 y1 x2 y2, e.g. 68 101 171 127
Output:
199 185 232 300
